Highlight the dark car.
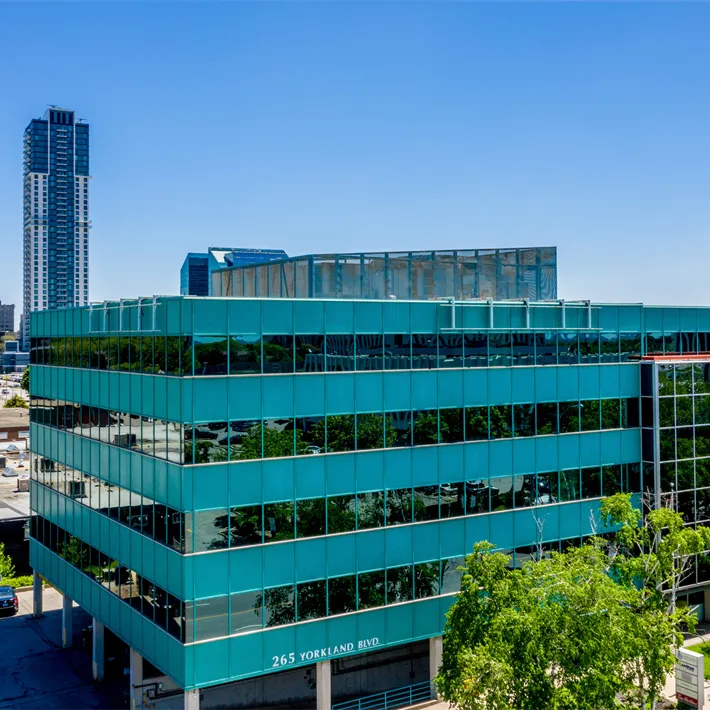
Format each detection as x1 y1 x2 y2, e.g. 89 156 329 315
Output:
0 586 18 615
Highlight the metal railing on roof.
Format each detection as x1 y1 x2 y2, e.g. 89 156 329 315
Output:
438 298 600 331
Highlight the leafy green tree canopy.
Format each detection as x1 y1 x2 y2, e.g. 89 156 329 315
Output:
437 493 710 710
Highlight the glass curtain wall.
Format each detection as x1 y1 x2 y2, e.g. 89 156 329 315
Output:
643 359 710 587
215 248 557 301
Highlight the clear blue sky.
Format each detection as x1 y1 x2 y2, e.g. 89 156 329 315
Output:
1 2 709 317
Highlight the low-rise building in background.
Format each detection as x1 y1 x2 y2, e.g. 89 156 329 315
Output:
2 341 29 373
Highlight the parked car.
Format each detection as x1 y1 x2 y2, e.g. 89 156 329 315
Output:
0 586 18 615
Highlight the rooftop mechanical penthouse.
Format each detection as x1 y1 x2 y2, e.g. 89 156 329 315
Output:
27 246 710 710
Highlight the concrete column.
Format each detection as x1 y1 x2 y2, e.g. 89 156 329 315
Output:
130 649 144 710
429 635 443 698
61 594 72 648
704 589 710 622
184 689 200 710
32 571 43 617
92 620 105 682
316 659 331 710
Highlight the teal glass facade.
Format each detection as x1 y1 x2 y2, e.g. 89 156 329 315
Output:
640 356 710 589
29 296 710 692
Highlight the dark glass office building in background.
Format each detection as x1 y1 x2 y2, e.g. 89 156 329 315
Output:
180 253 210 297
22 107 90 347
180 248 288 297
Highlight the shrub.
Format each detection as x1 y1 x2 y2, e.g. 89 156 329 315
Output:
2 575 33 588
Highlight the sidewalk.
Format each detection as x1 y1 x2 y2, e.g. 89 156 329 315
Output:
15 585 65 615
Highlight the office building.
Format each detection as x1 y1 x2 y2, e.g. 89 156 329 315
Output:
0 301 15 335
180 253 210 297
27 245 710 710
22 107 90 347
181 248 288 297
2 340 29 373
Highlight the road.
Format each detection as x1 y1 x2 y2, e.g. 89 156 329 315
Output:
0 588 127 709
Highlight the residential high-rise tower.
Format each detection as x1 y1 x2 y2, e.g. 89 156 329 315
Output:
22 107 90 347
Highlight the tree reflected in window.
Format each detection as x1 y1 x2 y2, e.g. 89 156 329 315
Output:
263 503 294 542
328 575 356 615
357 492 384 530
327 496 356 534
296 498 326 538
415 562 440 599
386 565 413 603
230 506 263 547
262 585 295 627
358 570 385 609
297 580 326 621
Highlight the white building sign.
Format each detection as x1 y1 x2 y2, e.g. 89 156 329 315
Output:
676 647 704 708
271 637 380 668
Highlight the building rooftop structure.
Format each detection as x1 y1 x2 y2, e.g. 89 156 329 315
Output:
212 246 557 302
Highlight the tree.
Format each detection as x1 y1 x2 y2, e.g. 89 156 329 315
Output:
466 409 489 440
258 586 295 626
0 542 16 581
314 415 353 452
489 405 511 439
4 394 27 409
229 506 262 546
183 439 213 464
20 368 29 392
356 491 384 529
359 413 396 449
326 496 357 533
412 412 440 445
440 408 464 442
436 493 710 710
310 414 397 452
437 540 639 710
600 493 710 707
59 536 87 568
295 498 325 536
